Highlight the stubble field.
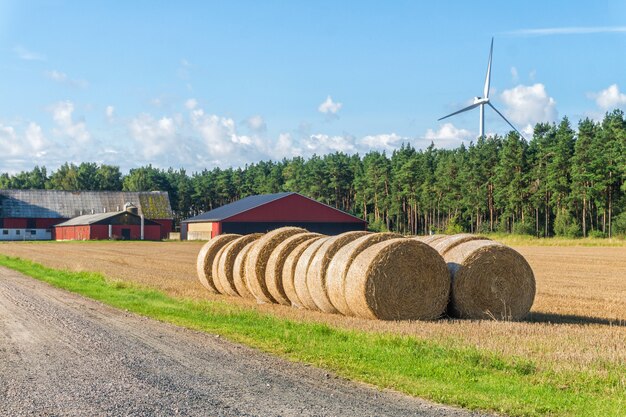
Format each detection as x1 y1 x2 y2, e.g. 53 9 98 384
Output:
0 239 624 377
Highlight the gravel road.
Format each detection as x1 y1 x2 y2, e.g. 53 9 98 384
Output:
0 267 487 417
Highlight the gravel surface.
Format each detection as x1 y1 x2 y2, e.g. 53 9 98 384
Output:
0 267 489 417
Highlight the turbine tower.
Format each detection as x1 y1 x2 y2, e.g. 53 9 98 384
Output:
438 38 523 139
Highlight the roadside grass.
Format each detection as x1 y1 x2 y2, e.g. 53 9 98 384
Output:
1 254 624 417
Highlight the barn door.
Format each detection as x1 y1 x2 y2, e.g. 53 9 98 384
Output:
121 228 131 240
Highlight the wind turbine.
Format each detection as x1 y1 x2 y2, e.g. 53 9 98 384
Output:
438 38 523 139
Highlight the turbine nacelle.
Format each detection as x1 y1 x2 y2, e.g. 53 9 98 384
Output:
473 97 489 105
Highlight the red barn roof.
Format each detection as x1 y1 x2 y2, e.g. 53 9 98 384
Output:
183 192 365 224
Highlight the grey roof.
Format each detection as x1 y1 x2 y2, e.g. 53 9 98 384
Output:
54 211 125 226
184 192 294 223
0 190 173 219
54 210 160 227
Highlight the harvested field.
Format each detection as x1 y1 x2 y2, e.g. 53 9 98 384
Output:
1 240 625 374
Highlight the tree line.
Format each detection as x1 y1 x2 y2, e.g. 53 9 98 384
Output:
2 110 625 237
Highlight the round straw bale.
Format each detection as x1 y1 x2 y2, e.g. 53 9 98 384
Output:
327 232 402 316
307 231 371 313
215 233 263 296
429 233 490 256
265 232 322 305
293 237 330 310
212 244 229 294
344 239 450 320
416 234 448 245
444 240 535 320
196 234 241 293
245 227 307 303
282 236 326 307
232 240 258 299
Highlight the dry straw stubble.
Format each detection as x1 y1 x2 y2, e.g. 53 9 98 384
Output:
444 239 536 320
265 232 322 305
344 239 450 320
196 234 241 293
245 227 307 303
293 237 328 310
327 232 402 316
282 236 326 307
216 233 263 296
306 231 370 313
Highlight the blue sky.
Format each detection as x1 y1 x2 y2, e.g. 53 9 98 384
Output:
1 1 626 173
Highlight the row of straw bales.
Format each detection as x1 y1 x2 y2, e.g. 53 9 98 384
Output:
197 228 535 321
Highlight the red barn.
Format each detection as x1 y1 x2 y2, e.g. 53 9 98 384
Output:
53 207 162 241
0 190 174 241
181 192 367 240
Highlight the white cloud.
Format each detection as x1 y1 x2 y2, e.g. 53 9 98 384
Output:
506 26 626 36
500 83 557 132
511 67 519 82
50 101 91 143
318 96 342 115
0 124 20 156
273 133 300 158
361 133 407 152
44 70 88 88
14 45 45 61
105 105 115 121
185 98 198 110
0 122 50 160
425 123 472 140
25 123 47 154
128 113 194 166
129 114 179 160
589 84 626 110
188 107 266 166
303 133 356 154
245 115 267 133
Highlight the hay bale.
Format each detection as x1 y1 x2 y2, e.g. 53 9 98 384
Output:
215 233 263 296
232 240 258 299
212 244 229 294
265 232 322 305
245 227 307 303
282 236 325 307
344 239 450 320
292 237 329 310
327 232 402 316
307 231 371 313
196 234 241 293
443 240 535 320
416 234 448 245
429 233 489 256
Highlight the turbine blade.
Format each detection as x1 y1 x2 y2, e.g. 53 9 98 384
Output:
487 102 525 138
438 102 481 121
483 37 493 99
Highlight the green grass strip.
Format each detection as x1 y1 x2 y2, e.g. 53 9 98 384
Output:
1 255 623 417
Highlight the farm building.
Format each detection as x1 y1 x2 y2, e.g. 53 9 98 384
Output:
53 205 162 241
182 192 367 240
0 190 173 241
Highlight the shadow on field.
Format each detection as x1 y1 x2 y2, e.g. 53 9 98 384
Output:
524 312 625 327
